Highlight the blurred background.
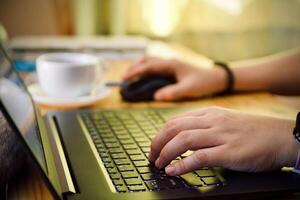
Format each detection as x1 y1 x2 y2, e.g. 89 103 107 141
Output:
0 0 300 61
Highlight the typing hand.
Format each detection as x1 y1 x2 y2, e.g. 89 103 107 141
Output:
148 106 298 176
123 57 227 101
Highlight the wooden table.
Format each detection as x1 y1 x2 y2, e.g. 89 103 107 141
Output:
6 43 300 200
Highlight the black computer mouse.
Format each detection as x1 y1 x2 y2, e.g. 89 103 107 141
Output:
120 74 176 102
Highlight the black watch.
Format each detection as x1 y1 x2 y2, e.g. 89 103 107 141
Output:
214 61 234 95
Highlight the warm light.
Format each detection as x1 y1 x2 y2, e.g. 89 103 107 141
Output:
207 0 252 15
142 0 187 37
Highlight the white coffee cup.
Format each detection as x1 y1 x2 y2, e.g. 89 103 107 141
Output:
37 53 103 98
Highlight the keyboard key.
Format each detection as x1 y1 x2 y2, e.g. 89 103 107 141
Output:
111 153 127 159
128 185 146 192
195 169 215 177
98 127 111 132
127 149 142 155
137 167 151 174
116 113 131 120
201 177 220 186
93 138 102 144
104 162 114 168
95 143 105 148
118 165 134 172
145 181 160 191
129 129 141 134
106 143 120 148
141 147 150 153
109 148 123 154
143 127 156 131
123 144 138 150
122 119 135 124
114 130 128 135
110 173 121 180
120 139 135 145
107 167 118 174
129 155 146 161
99 152 109 158
180 172 202 186
138 141 151 147
135 137 149 142
117 134 131 139
133 160 150 167
132 133 145 139
101 133 114 138
141 173 159 181
102 157 112 163
144 129 156 135
112 125 123 129
124 178 143 185
113 179 124 186
114 159 130 165
121 171 139 179
126 124 140 129
148 135 156 139
181 150 193 158
110 124 121 129
116 185 127 192
97 147 107 153
103 138 117 143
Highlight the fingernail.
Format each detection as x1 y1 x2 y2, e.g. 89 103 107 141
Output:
165 165 176 176
155 158 162 168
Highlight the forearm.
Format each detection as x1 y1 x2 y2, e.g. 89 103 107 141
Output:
230 48 300 95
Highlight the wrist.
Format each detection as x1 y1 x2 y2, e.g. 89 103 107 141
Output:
229 63 271 92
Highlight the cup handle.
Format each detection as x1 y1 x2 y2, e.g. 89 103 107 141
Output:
90 59 108 95
95 58 108 83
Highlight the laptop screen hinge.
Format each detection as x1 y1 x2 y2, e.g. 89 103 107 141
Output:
46 116 76 195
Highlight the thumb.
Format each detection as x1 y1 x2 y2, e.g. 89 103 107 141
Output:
154 83 188 101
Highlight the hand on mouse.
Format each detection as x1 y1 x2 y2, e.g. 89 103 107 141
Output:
123 57 227 101
148 106 299 176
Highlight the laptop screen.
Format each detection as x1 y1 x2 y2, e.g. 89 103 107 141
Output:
0 46 47 172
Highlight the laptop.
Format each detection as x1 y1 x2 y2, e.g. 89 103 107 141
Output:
1 45 300 200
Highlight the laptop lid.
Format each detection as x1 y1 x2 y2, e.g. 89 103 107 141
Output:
0 44 62 199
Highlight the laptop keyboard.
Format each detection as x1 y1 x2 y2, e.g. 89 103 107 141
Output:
81 109 221 193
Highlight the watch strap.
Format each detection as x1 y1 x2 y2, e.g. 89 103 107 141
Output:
293 112 300 173
214 61 234 95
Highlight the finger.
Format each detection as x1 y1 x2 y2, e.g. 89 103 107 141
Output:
122 59 175 80
129 56 156 69
165 146 225 176
155 129 222 168
154 82 189 101
123 58 158 80
136 56 157 64
148 116 211 162
123 59 173 80
170 106 219 120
